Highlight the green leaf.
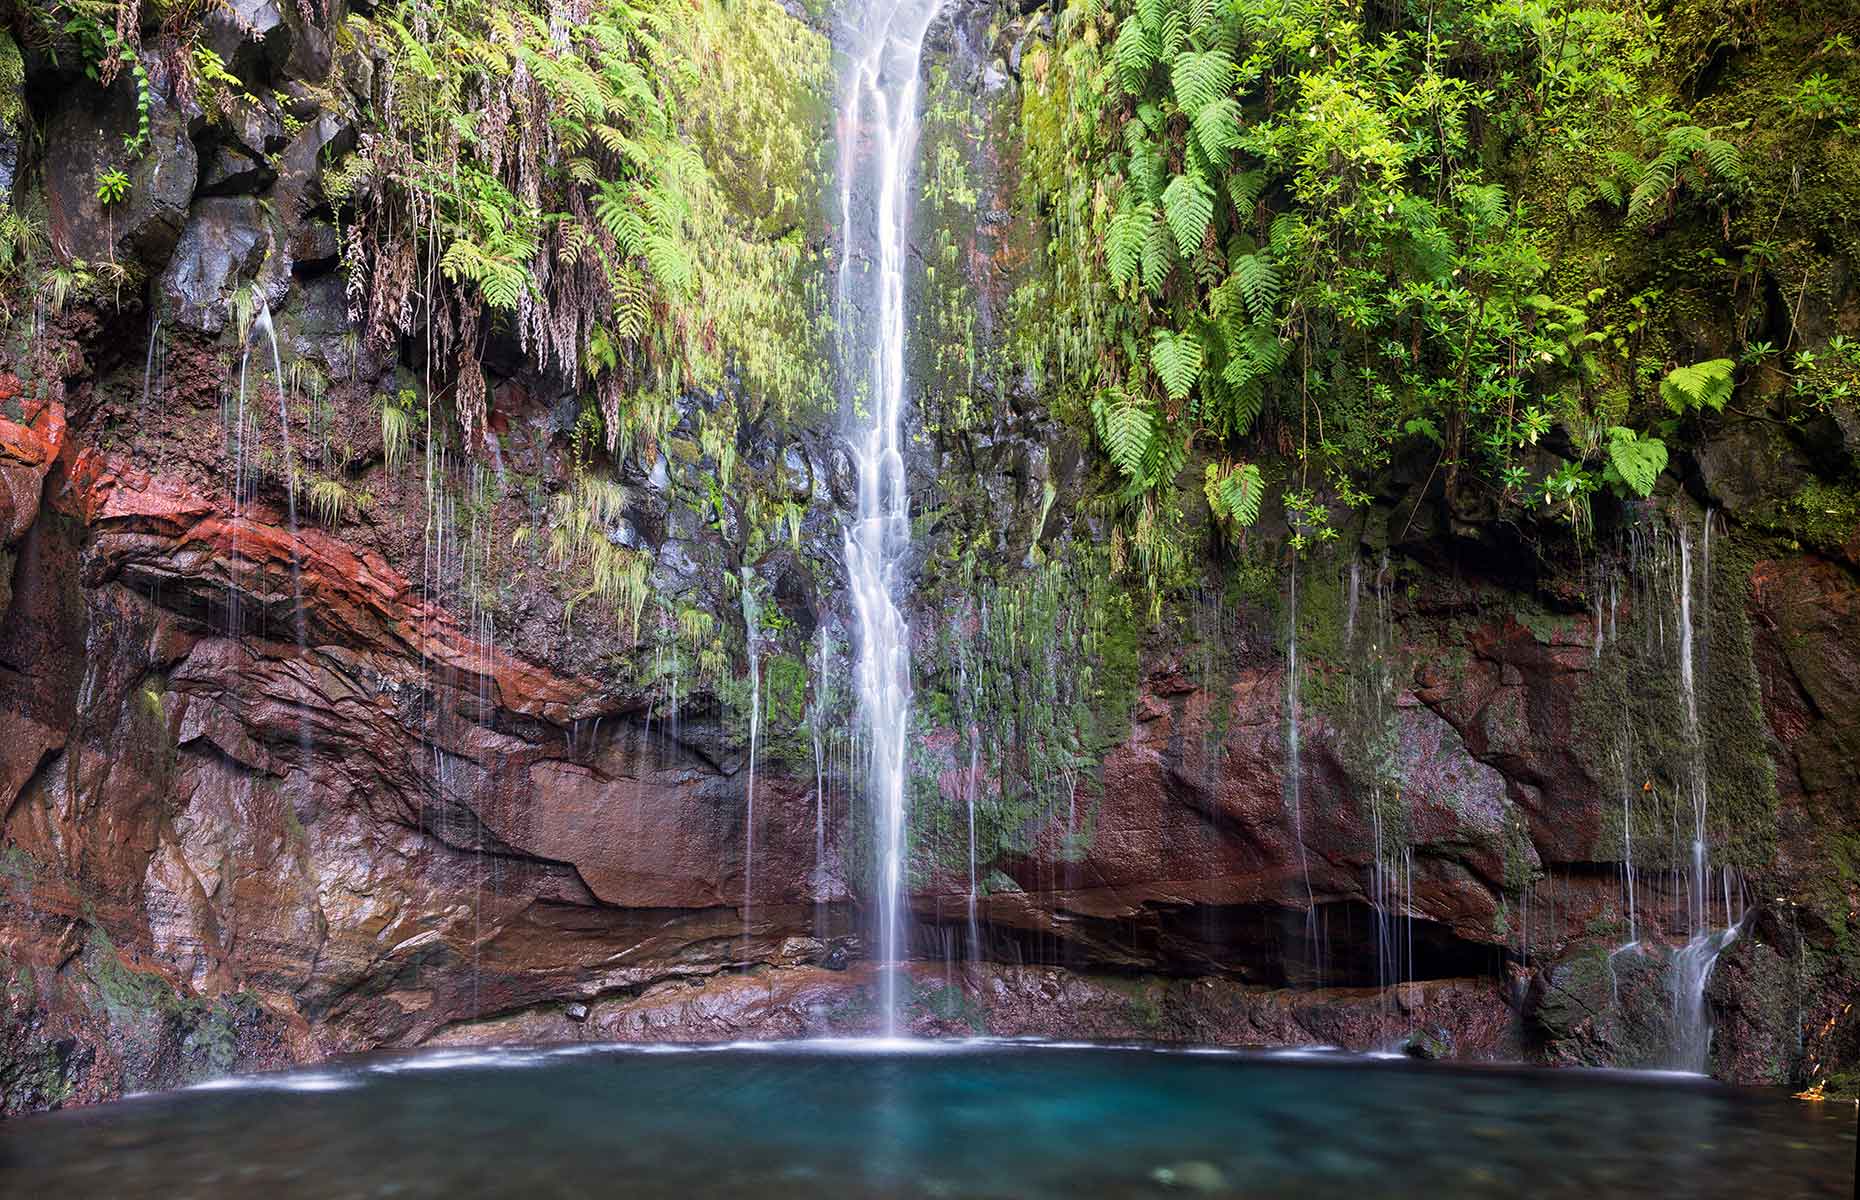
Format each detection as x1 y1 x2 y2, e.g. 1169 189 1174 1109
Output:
1203 461 1263 528
1103 392 1154 478
1605 427 1667 497
1227 167 1267 216
1232 251 1280 321
1151 328 1204 401
1222 462 1264 525
1171 49 1232 116
1113 16 1158 92
1106 200 1154 291
1659 358 1734 414
1140 217 1176 294
1162 172 1214 257
1191 97 1240 160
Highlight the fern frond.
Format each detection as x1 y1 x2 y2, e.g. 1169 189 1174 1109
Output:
1151 327 1204 401
1659 358 1735 414
1103 390 1154 479
1162 172 1215 257
1171 49 1232 116
1232 251 1279 321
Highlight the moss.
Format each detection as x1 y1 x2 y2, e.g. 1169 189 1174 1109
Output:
905 978 988 1034
1755 478 1860 556
909 543 1140 880
84 926 179 1021
1574 520 1775 870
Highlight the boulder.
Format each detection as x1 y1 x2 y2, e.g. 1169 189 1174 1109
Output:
202 0 293 86
156 197 277 333
272 112 357 215
198 143 274 197
43 64 195 271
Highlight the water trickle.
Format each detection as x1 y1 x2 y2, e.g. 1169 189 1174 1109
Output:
1666 511 1744 1071
811 631 830 938
965 734 981 964
142 317 164 412
838 0 941 1036
1284 560 1317 978
1352 554 1408 1002
741 572 763 954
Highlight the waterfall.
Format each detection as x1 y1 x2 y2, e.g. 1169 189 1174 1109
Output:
741 572 762 954
1284 561 1317 979
1667 511 1742 1071
965 731 980 965
142 318 163 411
812 631 829 940
838 0 941 1037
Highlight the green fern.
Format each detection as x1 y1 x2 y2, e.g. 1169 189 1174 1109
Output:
1659 358 1735 414
1113 16 1158 92
1204 461 1263 530
1106 199 1154 290
1151 327 1204 400
1102 390 1154 479
1191 97 1240 161
1604 427 1667 497
1231 251 1280 321
1161 172 1214 257
1171 49 1231 116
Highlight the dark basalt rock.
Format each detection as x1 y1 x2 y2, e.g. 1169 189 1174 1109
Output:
198 143 275 198
157 196 277 333
43 65 195 270
1401 1026 1453 1061
203 0 294 86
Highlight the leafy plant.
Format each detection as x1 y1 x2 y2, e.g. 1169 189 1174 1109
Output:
94 168 130 207
1659 359 1735 415
1602 427 1667 498
308 477 372 526
1203 461 1263 536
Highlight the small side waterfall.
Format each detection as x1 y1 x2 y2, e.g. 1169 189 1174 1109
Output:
1284 559 1318 978
741 573 763 953
1667 510 1744 1072
838 0 942 1036
142 317 164 411
1353 554 1409 1002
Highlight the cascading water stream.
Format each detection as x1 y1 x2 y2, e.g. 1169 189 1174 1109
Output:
741 572 763 954
1667 510 1743 1071
1284 561 1317 978
838 0 941 1037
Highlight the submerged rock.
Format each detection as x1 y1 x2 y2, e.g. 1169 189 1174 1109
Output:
1150 1161 1228 1192
1401 1026 1453 1061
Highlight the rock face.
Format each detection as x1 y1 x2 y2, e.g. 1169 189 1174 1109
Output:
0 0 1856 1118
43 76 194 269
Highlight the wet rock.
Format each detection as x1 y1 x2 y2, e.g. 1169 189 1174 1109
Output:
157 196 275 333
203 0 293 85
198 143 275 197
288 218 341 271
43 65 195 270
1401 1025 1452 1060
0 397 66 547
0 100 20 206
281 9 335 84
565 1003 589 1023
223 100 289 160
1693 421 1797 514
1150 1161 1227 1192
272 112 357 214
